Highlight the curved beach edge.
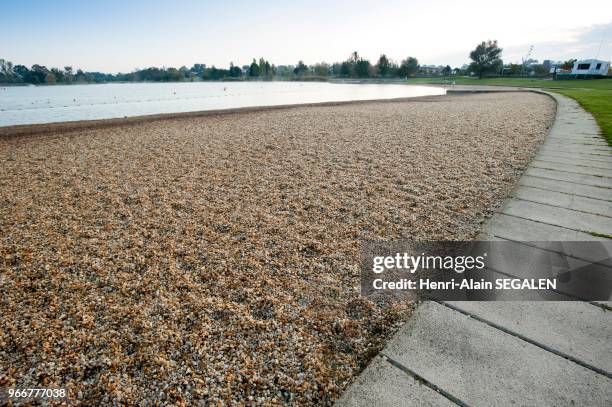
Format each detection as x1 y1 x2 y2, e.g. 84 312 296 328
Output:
0 94 446 139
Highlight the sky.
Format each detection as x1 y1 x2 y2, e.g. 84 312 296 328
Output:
2 0 611 73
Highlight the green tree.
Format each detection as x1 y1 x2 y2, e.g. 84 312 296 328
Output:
64 66 73 83
442 65 451 77
45 72 57 84
398 57 418 78
313 62 329 77
469 40 503 78
355 58 371 78
561 59 576 71
0 59 14 82
339 61 351 77
293 60 309 76
229 62 242 77
249 59 260 77
376 54 391 77
507 63 522 75
13 64 29 81
30 64 49 84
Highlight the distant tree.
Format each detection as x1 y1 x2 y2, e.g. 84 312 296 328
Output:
355 58 371 78
50 67 64 82
293 60 309 76
75 68 86 82
0 59 14 82
376 54 391 76
191 64 206 74
313 62 329 77
264 61 272 78
13 64 29 80
331 62 343 76
507 63 522 76
274 65 293 78
532 64 548 75
249 59 260 77
339 61 352 77
45 73 57 84
30 64 49 84
63 66 73 83
397 57 419 77
166 67 183 81
469 40 503 78
229 62 242 77
561 59 576 71
258 58 267 77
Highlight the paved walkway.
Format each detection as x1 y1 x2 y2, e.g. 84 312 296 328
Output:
338 92 612 406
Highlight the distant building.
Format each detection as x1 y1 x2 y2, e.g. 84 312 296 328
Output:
544 60 566 74
419 65 443 75
571 59 609 76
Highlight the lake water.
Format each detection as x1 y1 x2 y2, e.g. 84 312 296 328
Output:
0 81 445 127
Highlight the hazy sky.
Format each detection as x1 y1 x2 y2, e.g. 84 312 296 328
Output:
2 0 611 72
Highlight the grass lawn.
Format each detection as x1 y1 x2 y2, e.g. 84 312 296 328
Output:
406 77 612 145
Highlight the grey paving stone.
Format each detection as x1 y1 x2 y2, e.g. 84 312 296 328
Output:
512 186 612 217
518 175 612 201
531 160 612 178
336 356 455 407
534 150 612 163
483 213 602 241
500 199 612 235
445 301 612 374
474 240 612 299
539 146 612 156
534 155 612 170
544 138 609 146
384 302 612 407
525 167 612 188
539 146 611 156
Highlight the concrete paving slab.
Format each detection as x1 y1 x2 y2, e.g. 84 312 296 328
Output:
547 135 606 143
534 155 612 170
535 150 612 163
475 241 612 299
518 175 612 201
512 186 612 217
544 139 609 146
525 167 612 188
336 356 455 407
539 146 611 155
500 199 612 235
445 302 612 375
538 153 612 162
483 213 602 241
384 302 612 406
531 160 612 178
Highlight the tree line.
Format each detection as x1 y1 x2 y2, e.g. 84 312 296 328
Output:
1 40 574 85
0 52 429 85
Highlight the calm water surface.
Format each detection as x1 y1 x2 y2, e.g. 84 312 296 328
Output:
0 81 445 126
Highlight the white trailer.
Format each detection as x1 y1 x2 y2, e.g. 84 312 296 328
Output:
571 59 609 76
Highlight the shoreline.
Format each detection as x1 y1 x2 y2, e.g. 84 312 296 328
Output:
0 94 445 139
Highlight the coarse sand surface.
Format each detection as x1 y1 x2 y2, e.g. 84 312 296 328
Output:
0 92 555 405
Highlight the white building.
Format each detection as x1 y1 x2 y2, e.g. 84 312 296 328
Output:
571 59 609 76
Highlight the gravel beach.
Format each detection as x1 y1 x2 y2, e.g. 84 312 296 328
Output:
0 92 554 405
